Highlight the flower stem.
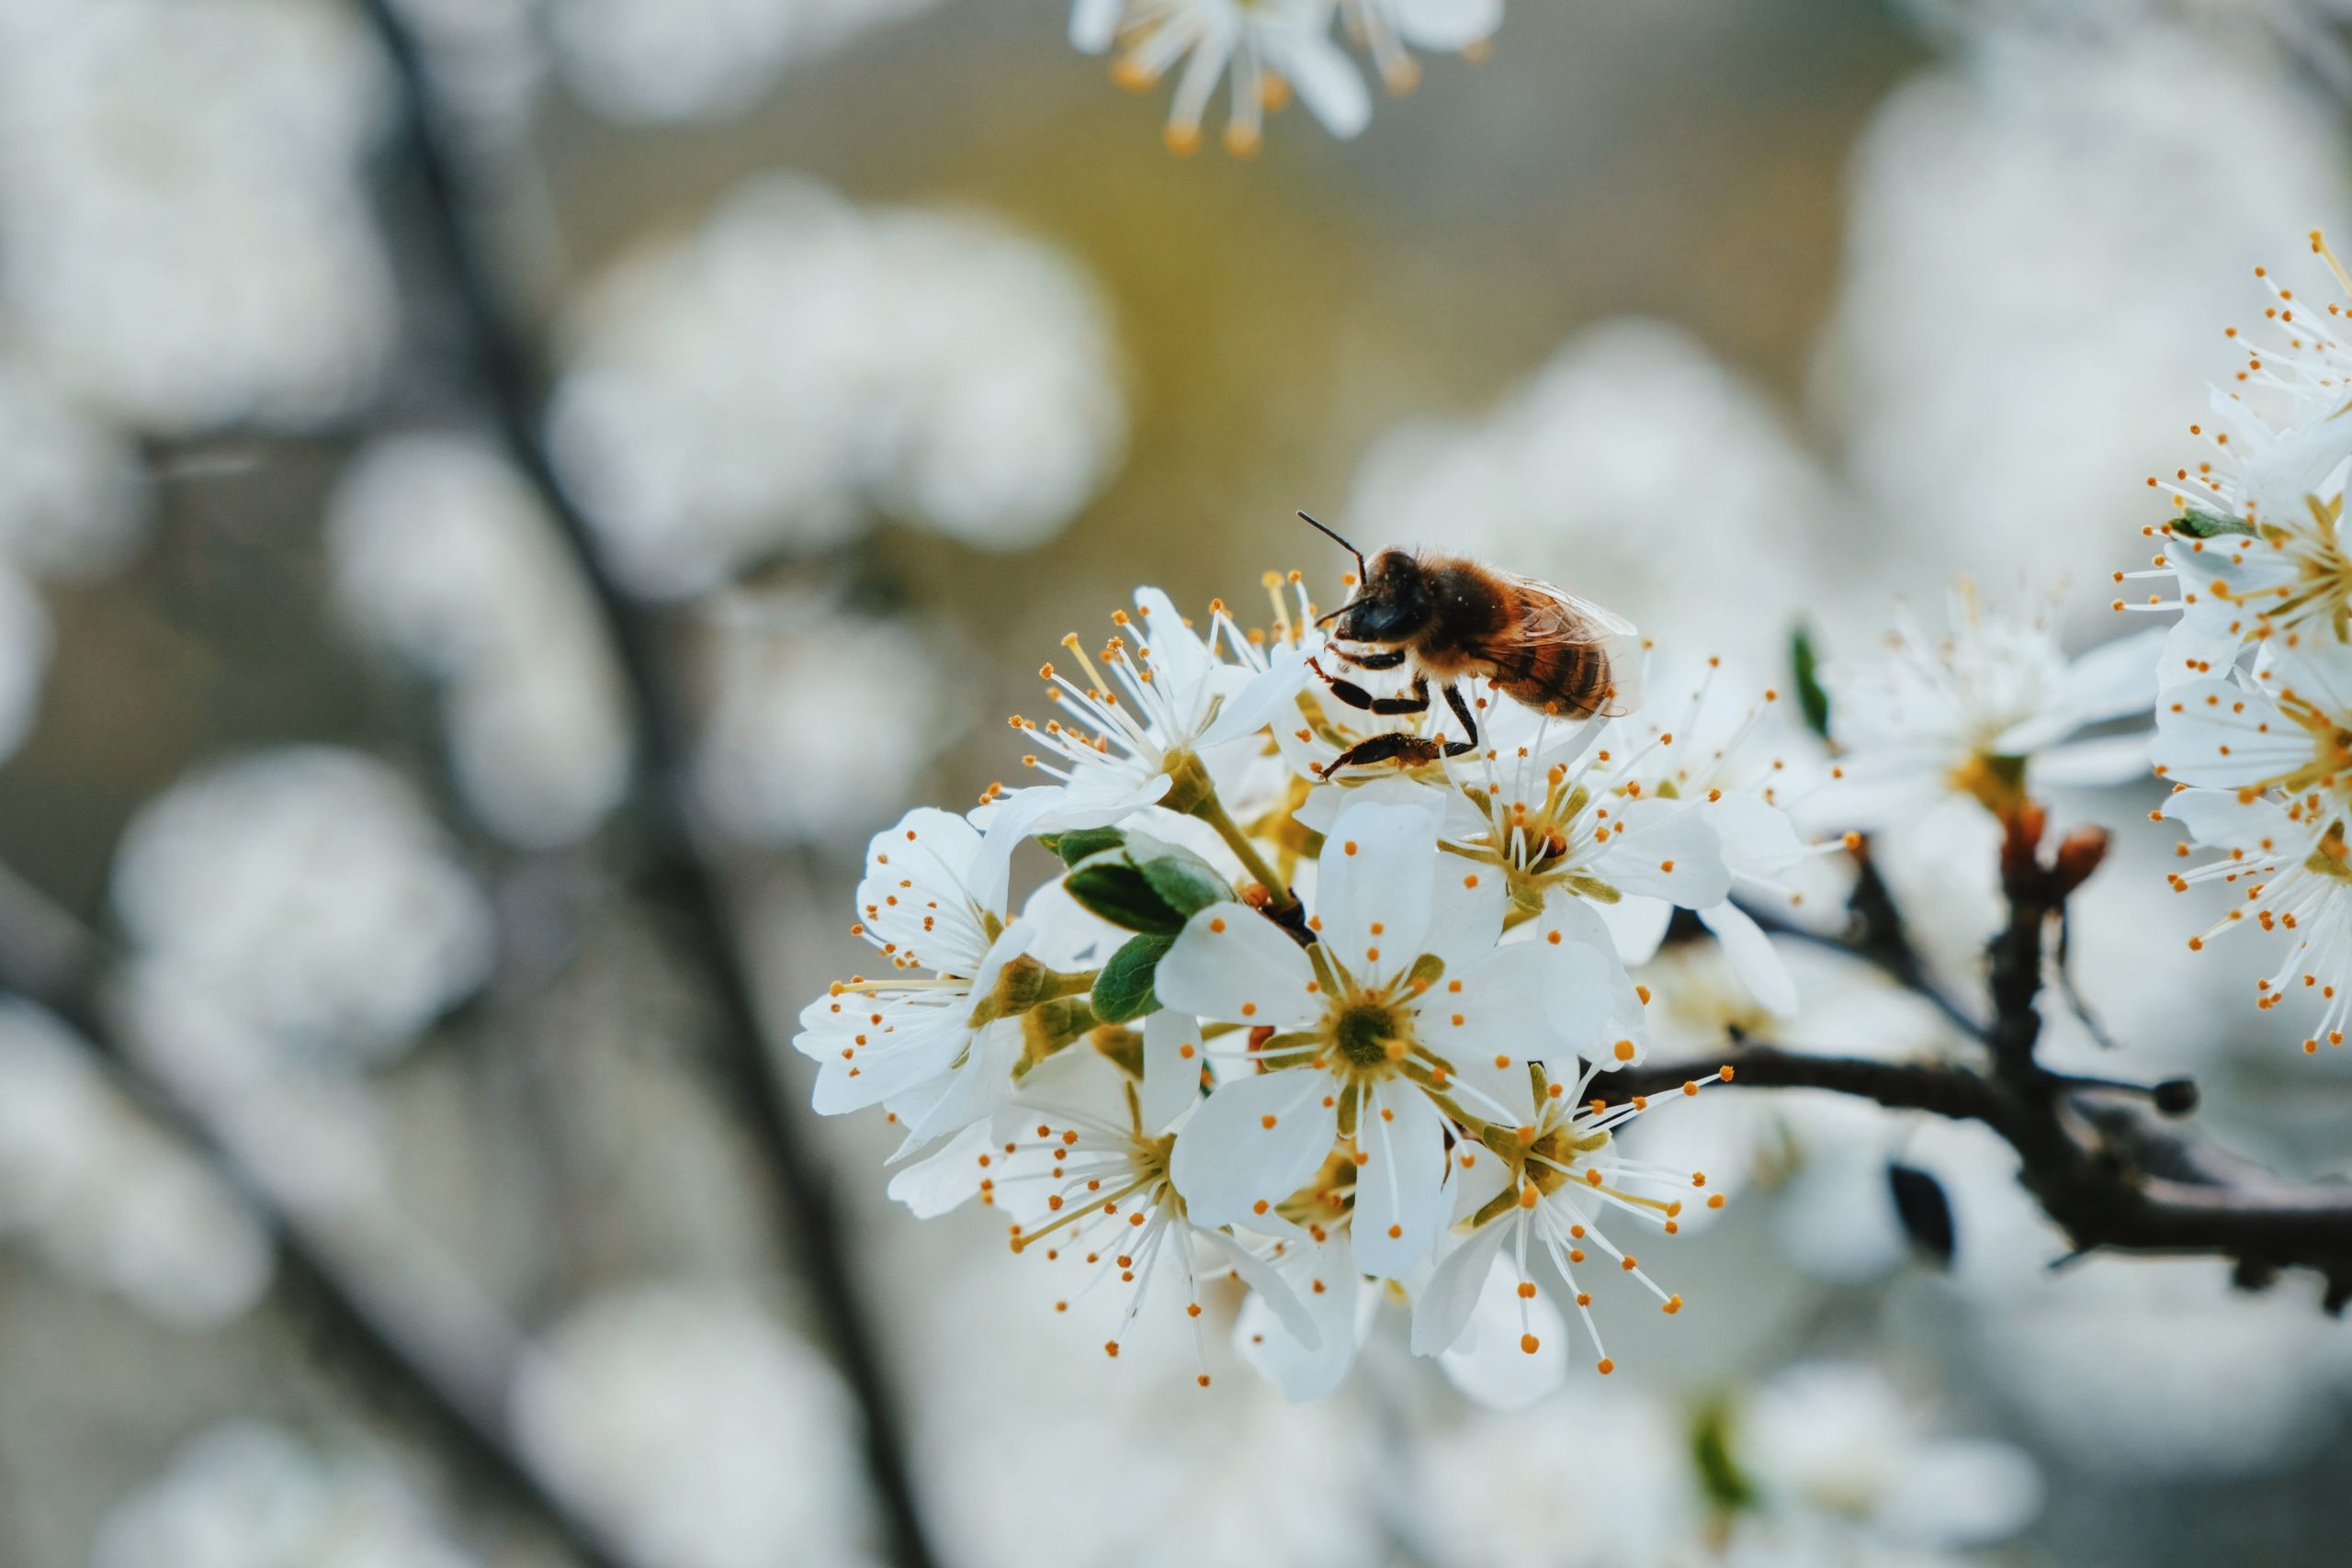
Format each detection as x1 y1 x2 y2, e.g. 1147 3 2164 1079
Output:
1193 789 1298 914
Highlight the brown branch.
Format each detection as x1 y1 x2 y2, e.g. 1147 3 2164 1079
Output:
0 874 638 1568
1624 808 2352 1313
350 8 939 1565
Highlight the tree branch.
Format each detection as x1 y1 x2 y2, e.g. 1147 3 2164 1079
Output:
1622 810 2352 1313
350 8 939 1565
0 874 637 1568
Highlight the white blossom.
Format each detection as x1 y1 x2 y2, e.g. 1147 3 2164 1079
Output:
1339 0 1502 93
982 587 1260 866
2135 230 2352 682
111 748 494 1065
1410 1056 1727 1398
326 433 631 849
696 591 956 849
1158 796 1644 1280
1814 24 2352 605
896 1042 1317 1373
554 0 944 124
0 1001 272 1329
794 807 1047 1147
0 0 398 433
548 176 1125 596
96 1423 475 1568
1814 583 2162 829
1069 0 1372 154
511 1285 882 1568
2149 635 2352 1049
1732 1361 2042 1548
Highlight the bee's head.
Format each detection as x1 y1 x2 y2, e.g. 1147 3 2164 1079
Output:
1331 548 1430 643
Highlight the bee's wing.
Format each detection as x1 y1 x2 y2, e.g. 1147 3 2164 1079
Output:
1493 577 1645 717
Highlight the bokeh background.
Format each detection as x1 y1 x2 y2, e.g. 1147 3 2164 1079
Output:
3 1 2351 1565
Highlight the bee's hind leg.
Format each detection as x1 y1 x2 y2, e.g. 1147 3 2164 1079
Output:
1316 732 1445 780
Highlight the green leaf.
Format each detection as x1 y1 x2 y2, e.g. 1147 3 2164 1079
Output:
1790 624 1832 741
1039 826 1127 865
1136 844 1231 920
1091 934 1173 1023
1690 1400 1758 1513
2169 509 2256 539
1063 852 1187 934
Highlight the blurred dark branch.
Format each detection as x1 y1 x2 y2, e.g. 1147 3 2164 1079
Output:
1737 843 1984 1042
353 7 939 1565
0 872 636 1568
1623 807 2352 1312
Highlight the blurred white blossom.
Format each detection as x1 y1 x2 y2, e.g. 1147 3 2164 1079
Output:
95 1422 475 1568
1345 317 1867 676
1069 0 1372 153
1812 583 2162 830
0 562 51 768
1401 1381 1693 1567
0 351 147 578
548 175 1126 596
696 592 955 847
0 0 399 433
1813 24 2352 613
511 1284 883 1568
554 0 945 123
112 748 493 1066
1731 1361 2042 1548
0 1001 272 1329
327 433 632 849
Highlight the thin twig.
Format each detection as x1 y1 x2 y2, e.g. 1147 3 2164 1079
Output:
350 7 939 1563
1623 812 2352 1312
0 880 637 1568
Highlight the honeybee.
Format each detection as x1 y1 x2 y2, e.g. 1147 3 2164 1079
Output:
1299 513 1645 778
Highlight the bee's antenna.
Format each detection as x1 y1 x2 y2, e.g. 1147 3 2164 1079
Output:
1298 512 1367 583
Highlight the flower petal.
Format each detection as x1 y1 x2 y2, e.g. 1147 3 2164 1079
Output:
1349 1078 1452 1278
884 1120 993 1217
1439 1253 1567 1410
1156 901 1323 1030
1409 1218 1509 1356
1593 797 1732 907
2150 680 2301 785
1167 1066 1339 1227
1318 798 1441 987
1141 1009 1205 1134
1235 1236 1369 1401
2058 626 2165 726
1698 900 1797 1018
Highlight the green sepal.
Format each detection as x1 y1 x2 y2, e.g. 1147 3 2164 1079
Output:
1091 933 1174 1024
1039 826 1128 865
1061 839 1236 935
1790 624 1832 741
2168 509 2256 539
1064 854 1187 934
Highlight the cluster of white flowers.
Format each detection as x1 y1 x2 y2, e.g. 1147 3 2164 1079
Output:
0 1001 272 1329
1812 24 2352 603
548 175 1127 600
694 589 958 849
797 570 1821 1399
0 0 398 434
554 0 944 123
1070 0 1504 153
327 434 632 850
2135 231 2352 1051
94 1422 477 1568
510 1284 882 1568
112 748 494 1071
